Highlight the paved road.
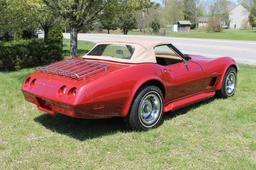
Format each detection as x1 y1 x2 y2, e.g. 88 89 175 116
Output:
63 33 256 65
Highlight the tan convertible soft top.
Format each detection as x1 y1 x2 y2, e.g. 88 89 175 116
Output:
83 39 172 63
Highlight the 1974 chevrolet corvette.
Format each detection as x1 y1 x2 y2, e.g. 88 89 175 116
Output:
22 39 238 130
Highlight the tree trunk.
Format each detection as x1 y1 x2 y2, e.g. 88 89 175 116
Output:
107 29 110 34
142 10 145 33
123 28 128 35
70 27 78 58
44 27 49 43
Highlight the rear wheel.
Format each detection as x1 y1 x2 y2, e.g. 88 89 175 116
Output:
218 67 237 98
128 86 164 131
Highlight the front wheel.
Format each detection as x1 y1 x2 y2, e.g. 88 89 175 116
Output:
128 86 164 131
217 67 237 98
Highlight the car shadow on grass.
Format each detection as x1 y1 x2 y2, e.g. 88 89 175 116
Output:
34 97 216 141
34 114 128 141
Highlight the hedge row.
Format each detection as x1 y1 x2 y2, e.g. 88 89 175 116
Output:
0 39 63 71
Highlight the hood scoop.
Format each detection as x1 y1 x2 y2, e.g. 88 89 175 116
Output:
38 59 109 80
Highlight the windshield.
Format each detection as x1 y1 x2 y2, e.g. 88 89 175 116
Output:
87 44 135 59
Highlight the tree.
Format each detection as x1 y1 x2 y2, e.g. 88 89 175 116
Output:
0 0 9 31
249 2 256 27
43 0 109 57
151 18 161 33
33 1 59 43
135 0 154 32
136 1 160 32
117 0 138 34
183 0 197 24
161 0 185 25
100 2 119 34
0 0 38 38
239 0 255 9
208 0 229 32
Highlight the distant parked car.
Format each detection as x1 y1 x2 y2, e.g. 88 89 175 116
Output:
22 39 238 131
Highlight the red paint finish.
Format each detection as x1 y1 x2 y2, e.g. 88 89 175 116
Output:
22 55 237 119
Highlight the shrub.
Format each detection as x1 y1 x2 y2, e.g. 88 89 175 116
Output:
48 26 63 45
151 19 161 33
0 39 63 71
207 17 222 32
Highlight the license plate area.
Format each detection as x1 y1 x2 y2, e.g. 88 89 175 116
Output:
37 97 52 111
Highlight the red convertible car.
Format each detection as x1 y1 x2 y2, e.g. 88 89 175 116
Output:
22 39 238 130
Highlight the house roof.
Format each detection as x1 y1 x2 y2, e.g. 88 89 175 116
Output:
177 20 192 25
198 17 209 23
229 4 249 12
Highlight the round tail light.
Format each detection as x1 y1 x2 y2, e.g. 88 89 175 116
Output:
58 85 67 96
30 79 36 87
24 77 31 86
68 87 77 97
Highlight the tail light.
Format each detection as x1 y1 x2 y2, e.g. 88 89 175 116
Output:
30 79 37 87
68 87 77 97
24 77 31 86
58 85 67 96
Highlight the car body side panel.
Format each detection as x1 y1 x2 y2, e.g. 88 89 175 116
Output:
75 64 166 117
189 55 238 90
162 60 211 103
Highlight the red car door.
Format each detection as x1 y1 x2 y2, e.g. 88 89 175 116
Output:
154 44 211 103
163 60 210 103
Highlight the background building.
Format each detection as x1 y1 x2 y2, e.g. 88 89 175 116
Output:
229 4 250 29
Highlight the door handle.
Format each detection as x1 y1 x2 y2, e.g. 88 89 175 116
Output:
184 62 189 71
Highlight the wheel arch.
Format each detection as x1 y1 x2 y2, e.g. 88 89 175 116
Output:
137 80 166 98
216 64 238 90
121 79 166 117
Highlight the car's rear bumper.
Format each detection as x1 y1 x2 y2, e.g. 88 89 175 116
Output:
23 92 117 119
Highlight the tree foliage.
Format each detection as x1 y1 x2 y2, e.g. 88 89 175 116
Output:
183 0 197 25
249 1 256 27
43 0 109 57
239 0 255 9
117 1 138 34
207 0 229 32
100 2 119 34
161 0 185 25
0 0 38 34
151 18 161 33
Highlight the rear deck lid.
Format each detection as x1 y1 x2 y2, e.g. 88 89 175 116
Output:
38 59 110 80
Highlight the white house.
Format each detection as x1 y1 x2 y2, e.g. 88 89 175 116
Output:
229 5 250 29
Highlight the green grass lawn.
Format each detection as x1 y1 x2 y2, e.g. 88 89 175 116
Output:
167 29 256 41
63 39 95 57
0 62 256 169
123 29 256 41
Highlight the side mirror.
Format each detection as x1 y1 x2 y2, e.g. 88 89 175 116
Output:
184 54 191 61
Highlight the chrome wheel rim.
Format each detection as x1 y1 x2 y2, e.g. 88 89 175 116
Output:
225 72 236 95
139 92 162 127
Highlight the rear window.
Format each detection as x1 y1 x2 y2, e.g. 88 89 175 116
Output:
88 44 135 59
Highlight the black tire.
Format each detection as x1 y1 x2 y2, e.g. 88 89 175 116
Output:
217 67 237 98
127 85 164 131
